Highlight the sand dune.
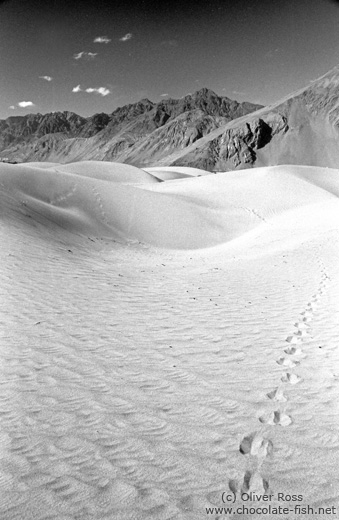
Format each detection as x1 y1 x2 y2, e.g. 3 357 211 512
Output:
143 166 213 181
1 162 339 249
25 160 160 183
1 161 339 519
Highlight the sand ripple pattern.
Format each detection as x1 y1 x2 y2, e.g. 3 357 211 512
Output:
1 189 339 518
236 245 337 505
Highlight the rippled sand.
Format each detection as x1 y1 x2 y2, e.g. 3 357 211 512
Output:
0 162 339 519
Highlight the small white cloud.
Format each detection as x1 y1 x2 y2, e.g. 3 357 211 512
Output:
85 87 110 96
18 101 34 108
119 33 132 42
72 85 110 96
160 93 169 97
9 105 15 109
94 36 111 44
73 51 97 60
39 75 53 81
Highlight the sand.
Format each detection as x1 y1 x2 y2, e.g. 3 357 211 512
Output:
0 160 339 519
143 166 213 181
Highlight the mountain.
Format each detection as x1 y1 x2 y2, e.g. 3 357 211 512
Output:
169 65 339 171
0 90 262 164
4 66 339 171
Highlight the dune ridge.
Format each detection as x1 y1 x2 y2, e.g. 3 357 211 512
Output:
1 161 339 249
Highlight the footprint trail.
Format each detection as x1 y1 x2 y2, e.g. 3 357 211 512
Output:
236 253 331 496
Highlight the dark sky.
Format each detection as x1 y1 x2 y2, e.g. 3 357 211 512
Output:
1 0 339 118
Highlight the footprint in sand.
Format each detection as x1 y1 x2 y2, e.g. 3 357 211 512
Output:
291 329 310 340
285 335 303 345
241 470 269 494
277 357 300 368
306 300 314 307
294 321 310 330
259 411 292 426
266 387 287 402
281 373 302 385
284 346 304 356
239 432 273 457
92 188 109 225
241 471 252 492
228 479 238 494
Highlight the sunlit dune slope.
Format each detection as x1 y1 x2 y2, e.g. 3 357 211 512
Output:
1 162 339 249
24 160 160 183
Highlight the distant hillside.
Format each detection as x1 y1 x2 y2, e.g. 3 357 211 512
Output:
169 65 339 171
0 89 262 166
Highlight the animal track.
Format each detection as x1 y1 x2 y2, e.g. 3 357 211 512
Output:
242 470 252 492
48 180 77 206
281 373 302 385
294 321 310 330
239 433 255 455
259 411 292 427
239 257 330 498
92 187 109 225
239 432 273 457
285 335 303 344
266 387 287 402
241 471 269 494
228 479 238 494
276 357 300 368
283 346 304 356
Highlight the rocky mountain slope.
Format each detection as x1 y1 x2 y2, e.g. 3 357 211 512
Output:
0 90 261 165
170 65 339 171
3 65 339 171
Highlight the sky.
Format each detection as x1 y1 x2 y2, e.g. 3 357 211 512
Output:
1 0 339 119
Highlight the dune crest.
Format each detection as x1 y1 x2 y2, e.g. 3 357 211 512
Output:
1 162 339 249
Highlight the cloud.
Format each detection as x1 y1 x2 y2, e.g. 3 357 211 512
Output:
73 51 98 60
39 75 53 81
160 93 169 97
119 33 132 42
18 101 35 108
85 87 110 96
161 39 178 48
72 85 110 96
94 36 111 44
9 105 15 110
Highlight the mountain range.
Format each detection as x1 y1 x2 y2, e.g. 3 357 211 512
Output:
0 90 261 166
2 64 339 170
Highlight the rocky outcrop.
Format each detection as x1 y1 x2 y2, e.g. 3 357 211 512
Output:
173 114 288 171
119 111 229 166
171 64 339 171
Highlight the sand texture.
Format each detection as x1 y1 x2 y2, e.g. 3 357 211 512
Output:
0 161 339 519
